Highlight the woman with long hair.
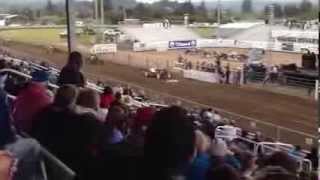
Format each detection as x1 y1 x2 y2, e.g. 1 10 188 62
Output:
58 51 86 87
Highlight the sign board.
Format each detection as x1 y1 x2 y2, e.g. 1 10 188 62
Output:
169 40 197 49
281 43 294 51
90 44 117 54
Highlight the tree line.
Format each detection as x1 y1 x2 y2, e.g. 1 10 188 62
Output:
7 0 317 25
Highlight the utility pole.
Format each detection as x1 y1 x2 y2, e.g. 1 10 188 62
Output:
123 7 127 20
100 0 104 25
66 0 76 53
217 0 221 25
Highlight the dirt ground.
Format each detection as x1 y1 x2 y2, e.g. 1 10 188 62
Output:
2 42 316 148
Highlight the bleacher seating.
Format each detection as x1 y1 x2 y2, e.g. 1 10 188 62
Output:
0 54 317 180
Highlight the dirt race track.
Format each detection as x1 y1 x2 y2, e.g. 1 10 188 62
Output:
2 42 317 148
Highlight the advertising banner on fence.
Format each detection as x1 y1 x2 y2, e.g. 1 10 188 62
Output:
90 44 117 54
169 40 197 49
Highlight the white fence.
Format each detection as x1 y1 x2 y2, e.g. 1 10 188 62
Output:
315 80 319 101
133 38 318 54
183 70 219 83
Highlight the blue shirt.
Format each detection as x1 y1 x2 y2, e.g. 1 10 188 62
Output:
187 153 211 180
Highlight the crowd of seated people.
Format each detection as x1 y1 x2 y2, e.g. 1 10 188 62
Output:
0 51 318 180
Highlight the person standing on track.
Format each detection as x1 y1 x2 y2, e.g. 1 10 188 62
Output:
263 65 272 85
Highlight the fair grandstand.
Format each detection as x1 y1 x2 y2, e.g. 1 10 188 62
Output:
0 52 317 179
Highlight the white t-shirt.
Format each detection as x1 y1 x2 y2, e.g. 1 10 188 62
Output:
213 113 222 122
272 66 278 73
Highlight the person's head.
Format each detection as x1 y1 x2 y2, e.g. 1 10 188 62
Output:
310 146 318 155
53 85 78 109
103 86 113 95
40 61 49 68
294 145 301 151
144 106 195 173
262 151 298 174
123 88 131 96
0 59 6 69
66 51 83 71
105 105 128 130
31 69 49 84
114 92 122 100
77 88 100 110
207 165 241 180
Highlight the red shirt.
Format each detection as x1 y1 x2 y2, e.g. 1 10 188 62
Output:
12 82 52 133
100 94 114 108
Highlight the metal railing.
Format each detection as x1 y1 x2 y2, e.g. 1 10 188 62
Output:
235 137 313 173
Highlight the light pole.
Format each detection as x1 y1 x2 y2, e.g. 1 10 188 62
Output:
217 0 221 25
100 0 104 25
217 0 221 39
267 5 274 66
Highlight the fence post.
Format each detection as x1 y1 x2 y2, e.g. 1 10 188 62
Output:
315 80 319 101
276 126 281 142
146 58 150 69
127 54 131 66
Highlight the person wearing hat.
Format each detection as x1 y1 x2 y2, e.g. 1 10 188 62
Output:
12 69 52 133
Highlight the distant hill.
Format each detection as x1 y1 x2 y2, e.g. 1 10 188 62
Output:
0 0 63 10
0 0 137 12
196 0 319 12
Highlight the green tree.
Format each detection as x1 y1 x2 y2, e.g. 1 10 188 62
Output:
273 4 283 18
284 4 299 17
133 3 152 19
242 0 252 13
300 0 312 13
174 0 195 15
103 0 113 11
46 0 55 14
196 0 208 21
21 8 35 21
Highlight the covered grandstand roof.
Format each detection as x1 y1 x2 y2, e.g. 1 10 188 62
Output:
219 22 263 29
272 30 318 39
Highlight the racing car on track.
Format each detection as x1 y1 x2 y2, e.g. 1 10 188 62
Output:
144 68 172 80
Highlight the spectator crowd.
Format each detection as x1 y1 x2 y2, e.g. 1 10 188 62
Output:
0 51 318 180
